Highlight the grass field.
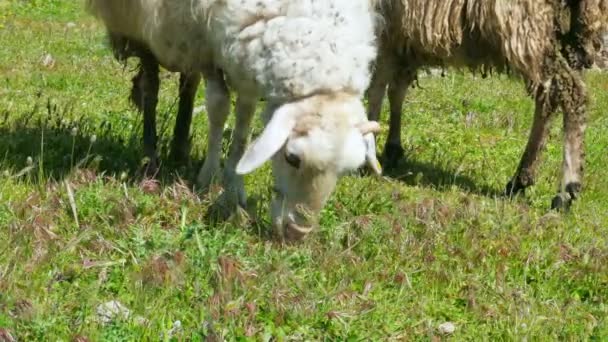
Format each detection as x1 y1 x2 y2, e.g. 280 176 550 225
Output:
1 1 608 340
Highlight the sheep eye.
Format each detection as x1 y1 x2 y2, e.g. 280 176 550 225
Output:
285 152 301 169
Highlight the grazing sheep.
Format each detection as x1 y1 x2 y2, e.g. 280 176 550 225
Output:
106 32 201 174
368 0 608 209
86 0 381 241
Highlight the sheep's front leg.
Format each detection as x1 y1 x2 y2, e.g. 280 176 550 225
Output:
210 95 257 218
506 83 558 197
551 70 587 210
223 96 256 204
197 68 230 192
383 68 416 169
170 72 201 165
133 55 160 176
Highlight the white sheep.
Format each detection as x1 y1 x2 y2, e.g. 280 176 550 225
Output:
367 0 608 209
86 0 382 241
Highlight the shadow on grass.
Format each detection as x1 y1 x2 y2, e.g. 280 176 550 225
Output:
382 156 504 198
0 123 204 186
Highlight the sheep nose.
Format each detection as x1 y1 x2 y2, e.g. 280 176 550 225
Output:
284 222 315 242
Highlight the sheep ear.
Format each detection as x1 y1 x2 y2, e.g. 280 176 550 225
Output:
236 103 299 174
363 133 382 175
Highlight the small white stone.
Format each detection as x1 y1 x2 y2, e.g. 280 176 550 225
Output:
66 22 77 29
438 322 456 335
40 53 55 68
96 300 130 324
161 320 183 339
169 320 182 335
134 316 149 326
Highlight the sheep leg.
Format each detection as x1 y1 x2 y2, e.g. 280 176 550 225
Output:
135 53 160 176
170 72 201 165
210 95 257 219
551 70 587 210
197 68 230 192
129 67 145 113
366 65 388 123
383 68 416 169
506 84 558 197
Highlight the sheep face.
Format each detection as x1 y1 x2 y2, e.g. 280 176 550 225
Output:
236 93 381 241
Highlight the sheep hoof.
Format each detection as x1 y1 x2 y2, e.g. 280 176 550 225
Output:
551 193 572 212
141 157 160 178
196 166 221 195
565 182 581 200
382 143 404 170
205 188 247 223
551 182 581 211
504 179 526 198
206 200 237 223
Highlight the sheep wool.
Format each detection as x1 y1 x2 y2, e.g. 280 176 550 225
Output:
368 0 608 210
211 0 378 102
87 0 377 102
380 0 557 84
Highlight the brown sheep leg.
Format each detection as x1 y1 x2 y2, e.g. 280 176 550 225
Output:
366 65 389 124
383 68 416 169
551 68 587 210
506 83 558 197
129 68 145 113
170 72 201 165
131 54 160 176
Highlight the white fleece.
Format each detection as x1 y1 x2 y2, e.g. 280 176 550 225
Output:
212 0 377 101
87 0 377 102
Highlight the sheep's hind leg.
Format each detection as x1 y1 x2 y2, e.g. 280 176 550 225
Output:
170 72 201 166
197 67 230 192
505 83 558 197
551 68 587 210
208 95 257 221
383 68 416 169
133 54 160 176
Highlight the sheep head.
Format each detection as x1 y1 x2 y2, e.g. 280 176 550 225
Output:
236 92 381 242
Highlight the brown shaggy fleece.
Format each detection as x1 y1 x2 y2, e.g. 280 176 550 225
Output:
369 0 608 208
376 0 558 85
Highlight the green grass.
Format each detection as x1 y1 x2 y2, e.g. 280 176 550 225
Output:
1 1 608 340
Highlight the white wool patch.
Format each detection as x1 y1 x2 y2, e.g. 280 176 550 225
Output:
214 0 377 101
89 0 377 100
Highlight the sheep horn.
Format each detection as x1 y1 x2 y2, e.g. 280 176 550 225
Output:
363 133 382 175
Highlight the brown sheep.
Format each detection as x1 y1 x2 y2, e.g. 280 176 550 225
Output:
368 0 608 209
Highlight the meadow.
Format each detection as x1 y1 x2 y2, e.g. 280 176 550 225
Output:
1 0 608 340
